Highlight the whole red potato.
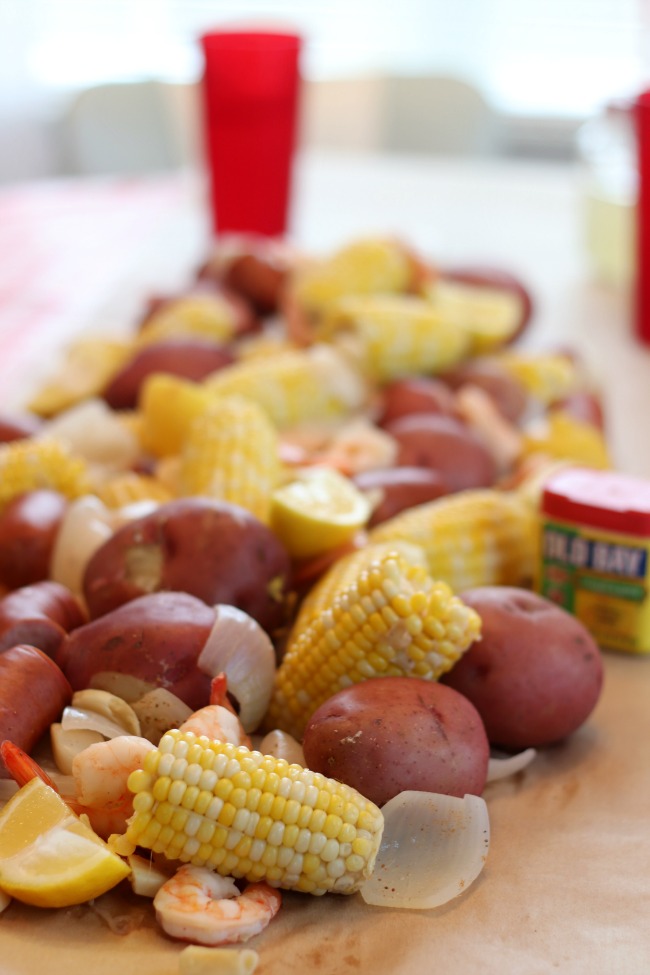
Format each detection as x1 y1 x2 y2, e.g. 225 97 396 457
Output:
302 676 490 807
442 587 604 749
56 591 214 710
353 466 450 526
0 489 69 589
377 377 456 428
385 413 497 492
82 498 292 636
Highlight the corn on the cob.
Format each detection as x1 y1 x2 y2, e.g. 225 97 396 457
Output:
204 345 368 430
368 488 537 593
95 471 175 509
139 374 218 457
28 338 132 417
267 551 481 739
178 397 280 523
0 438 93 512
112 729 384 896
290 237 415 317
293 540 429 633
495 351 580 406
137 294 239 347
317 294 471 383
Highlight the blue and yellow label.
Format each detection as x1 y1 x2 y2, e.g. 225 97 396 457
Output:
538 519 650 654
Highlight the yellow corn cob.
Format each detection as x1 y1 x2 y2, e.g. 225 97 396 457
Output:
318 294 471 383
267 551 481 739
291 236 415 317
95 471 175 509
112 729 384 896
495 351 580 406
28 338 132 417
204 345 368 430
137 294 239 347
139 374 218 457
293 540 429 634
178 397 280 523
368 488 537 593
0 438 93 512
521 410 611 469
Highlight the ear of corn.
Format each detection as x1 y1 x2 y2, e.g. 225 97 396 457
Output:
368 488 537 594
28 338 132 417
138 374 218 457
267 551 481 739
178 397 280 524
95 472 175 509
317 294 471 383
495 351 580 406
112 729 384 897
137 294 239 346
0 438 93 512
204 345 368 430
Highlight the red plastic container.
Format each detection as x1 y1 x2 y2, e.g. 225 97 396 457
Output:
199 30 302 238
633 91 650 344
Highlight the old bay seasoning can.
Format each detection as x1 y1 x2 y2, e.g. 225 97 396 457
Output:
538 466 650 654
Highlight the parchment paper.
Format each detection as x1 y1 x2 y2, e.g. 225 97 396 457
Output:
1 652 648 975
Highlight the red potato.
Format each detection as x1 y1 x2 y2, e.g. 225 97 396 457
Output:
0 490 69 589
202 238 294 316
102 339 235 410
441 587 604 749
0 645 72 766
376 377 457 428
0 581 86 659
82 498 293 636
440 265 534 345
353 467 450 526
385 413 497 492
56 591 215 710
302 676 490 807
440 358 529 423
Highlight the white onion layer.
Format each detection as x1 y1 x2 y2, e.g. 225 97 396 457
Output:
197 606 277 733
487 748 537 783
360 791 490 910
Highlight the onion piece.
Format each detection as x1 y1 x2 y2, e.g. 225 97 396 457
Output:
50 495 114 595
258 730 305 766
360 791 490 910
61 706 135 741
131 688 193 745
487 748 537 783
197 605 276 733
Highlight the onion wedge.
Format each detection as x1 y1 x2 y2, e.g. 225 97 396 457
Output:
487 748 537 783
360 791 489 910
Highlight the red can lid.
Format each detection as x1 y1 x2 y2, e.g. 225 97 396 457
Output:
542 467 650 536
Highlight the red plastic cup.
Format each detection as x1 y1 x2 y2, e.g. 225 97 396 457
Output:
633 91 650 344
199 29 302 238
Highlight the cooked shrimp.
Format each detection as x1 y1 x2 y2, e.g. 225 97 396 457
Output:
179 704 251 748
153 864 282 946
311 417 398 476
71 735 155 838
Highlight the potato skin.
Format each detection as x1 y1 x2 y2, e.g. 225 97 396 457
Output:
385 413 497 492
353 466 450 527
302 676 490 807
82 498 292 635
441 587 604 749
56 591 215 710
377 377 456 428
0 489 69 589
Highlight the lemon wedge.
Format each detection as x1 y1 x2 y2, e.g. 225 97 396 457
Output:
0 777 130 908
270 467 371 561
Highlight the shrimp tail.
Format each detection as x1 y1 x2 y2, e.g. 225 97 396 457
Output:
0 740 59 790
209 672 238 716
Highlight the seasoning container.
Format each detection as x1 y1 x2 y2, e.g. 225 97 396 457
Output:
538 467 650 654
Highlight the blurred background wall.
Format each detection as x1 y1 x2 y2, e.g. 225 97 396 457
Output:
0 0 646 182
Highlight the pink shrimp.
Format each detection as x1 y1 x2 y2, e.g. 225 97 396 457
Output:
153 864 282 946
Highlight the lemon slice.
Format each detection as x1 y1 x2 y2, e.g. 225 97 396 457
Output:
427 280 523 353
0 777 130 908
270 467 371 560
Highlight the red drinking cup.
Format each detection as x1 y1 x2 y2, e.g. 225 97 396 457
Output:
199 29 302 238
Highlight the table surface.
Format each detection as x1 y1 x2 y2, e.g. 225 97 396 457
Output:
0 150 649 975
